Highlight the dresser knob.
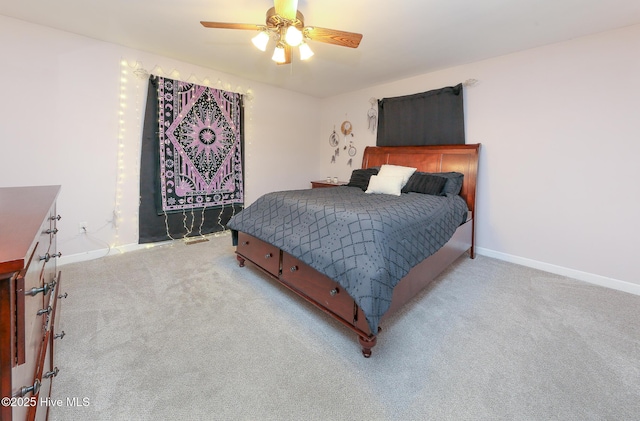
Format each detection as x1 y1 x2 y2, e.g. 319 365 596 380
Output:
330 288 339 296
290 266 298 272
38 252 61 262
44 367 60 379
39 252 60 261
242 241 249 246
54 331 66 340
26 281 54 296
265 253 272 259
14 379 41 397
37 306 52 316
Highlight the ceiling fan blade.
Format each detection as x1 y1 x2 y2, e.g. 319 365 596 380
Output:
274 0 298 21
277 44 292 65
305 27 363 48
200 21 262 31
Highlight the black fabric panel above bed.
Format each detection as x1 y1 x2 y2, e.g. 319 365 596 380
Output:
226 186 468 333
376 84 465 146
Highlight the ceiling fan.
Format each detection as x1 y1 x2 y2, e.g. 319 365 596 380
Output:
200 0 363 65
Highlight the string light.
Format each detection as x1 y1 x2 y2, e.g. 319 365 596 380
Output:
114 59 128 248
116 58 253 247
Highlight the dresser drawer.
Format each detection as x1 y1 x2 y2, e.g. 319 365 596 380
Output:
16 212 58 367
49 272 65 375
236 233 280 277
30 272 63 421
1 185 63 421
280 252 356 324
26 329 52 421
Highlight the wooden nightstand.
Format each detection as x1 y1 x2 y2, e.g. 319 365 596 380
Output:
311 180 347 188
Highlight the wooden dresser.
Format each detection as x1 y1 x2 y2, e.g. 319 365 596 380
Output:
1 186 65 421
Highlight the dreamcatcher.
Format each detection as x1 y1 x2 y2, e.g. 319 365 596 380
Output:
329 119 357 166
341 120 357 166
329 125 339 147
329 125 340 163
367 97 377 133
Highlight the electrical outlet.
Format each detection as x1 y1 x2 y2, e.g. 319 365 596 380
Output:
78 222 88 234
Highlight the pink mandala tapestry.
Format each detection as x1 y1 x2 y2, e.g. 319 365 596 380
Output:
156 77 244 212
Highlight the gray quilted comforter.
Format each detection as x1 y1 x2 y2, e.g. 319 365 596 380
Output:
226 186 468 333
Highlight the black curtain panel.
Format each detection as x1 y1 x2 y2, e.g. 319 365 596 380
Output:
376 83 465 146
139 76 244 244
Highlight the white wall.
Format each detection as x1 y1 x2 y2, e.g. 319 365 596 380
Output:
0 15 321 260
320 24 640 292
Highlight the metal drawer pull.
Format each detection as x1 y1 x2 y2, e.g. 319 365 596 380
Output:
37 306 52 316
14 379 41 397
265 253 272 259
50 215 62 221
26 281 54 296
46 228 59 234
54 331 66 340
330 288 339 296
290 266 298 272
58 292 68 299
39 252 60 262
44 367 60 379
242 241 249 245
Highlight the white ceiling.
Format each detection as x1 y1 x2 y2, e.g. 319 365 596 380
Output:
2 0 639 98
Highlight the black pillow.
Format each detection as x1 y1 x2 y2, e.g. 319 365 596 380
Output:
401 172 447 195
346 168 379 191
436 172 464 195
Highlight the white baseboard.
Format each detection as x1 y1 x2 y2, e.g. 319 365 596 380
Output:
58 232 230 267
58 240 173 266
476 247 640 296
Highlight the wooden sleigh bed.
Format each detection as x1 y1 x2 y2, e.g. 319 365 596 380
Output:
232 144 480 357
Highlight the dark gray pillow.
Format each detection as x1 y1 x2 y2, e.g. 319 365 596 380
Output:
401 173 447 195
436 172 464 195
404 171 464 195
346 168 379 191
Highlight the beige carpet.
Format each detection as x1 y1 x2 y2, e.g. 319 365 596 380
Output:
49 232 640 420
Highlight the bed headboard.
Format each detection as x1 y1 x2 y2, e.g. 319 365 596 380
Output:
361 144 480 213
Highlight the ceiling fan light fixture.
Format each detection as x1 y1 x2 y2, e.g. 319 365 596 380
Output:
284 25 303 47
299 42 314 60
251 30 270 51
200 2 363 66
272 43 286 63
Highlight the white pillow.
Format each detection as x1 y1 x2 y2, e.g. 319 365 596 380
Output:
365 175 404 196
377 164 417 187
